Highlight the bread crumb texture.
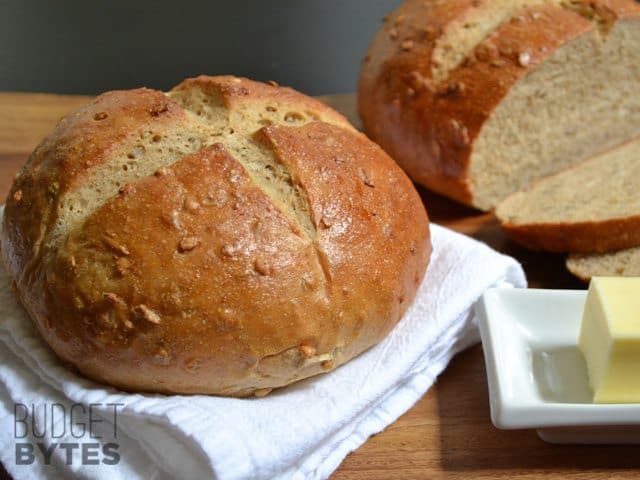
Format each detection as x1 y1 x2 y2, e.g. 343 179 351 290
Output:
359 0 640 209
0 76 431 396
496 138 640 253
568 247 640 281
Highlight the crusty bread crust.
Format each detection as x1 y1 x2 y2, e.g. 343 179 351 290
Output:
500 216 640 253
1 76 431 396
359 0 640 209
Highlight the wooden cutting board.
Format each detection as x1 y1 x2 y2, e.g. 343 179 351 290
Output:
0 92 638 480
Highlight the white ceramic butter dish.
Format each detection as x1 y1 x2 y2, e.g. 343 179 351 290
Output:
476 288 640 444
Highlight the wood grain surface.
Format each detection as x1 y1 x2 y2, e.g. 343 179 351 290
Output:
0 92 637 479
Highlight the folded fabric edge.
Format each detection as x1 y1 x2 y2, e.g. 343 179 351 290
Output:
301 312 481 480
292 264 525 480
0 340 172 480
0 326 212 480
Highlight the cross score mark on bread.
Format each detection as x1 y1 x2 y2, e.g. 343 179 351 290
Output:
1 76 431 396
431 0 619 87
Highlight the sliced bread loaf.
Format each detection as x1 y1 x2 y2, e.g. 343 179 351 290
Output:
567 248 640 281
495 139 640 253
359 0 640 210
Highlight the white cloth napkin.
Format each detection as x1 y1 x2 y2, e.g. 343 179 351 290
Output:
0 206 526 480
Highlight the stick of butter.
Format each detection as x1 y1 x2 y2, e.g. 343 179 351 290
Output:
579 276 640 403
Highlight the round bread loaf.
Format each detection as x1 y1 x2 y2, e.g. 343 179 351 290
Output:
0 75 430 396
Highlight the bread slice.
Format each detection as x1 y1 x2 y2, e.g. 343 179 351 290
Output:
359 0 640 210
567 248 640 281
495 138 640 253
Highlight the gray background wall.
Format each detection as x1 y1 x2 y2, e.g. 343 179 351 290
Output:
0 0 402 96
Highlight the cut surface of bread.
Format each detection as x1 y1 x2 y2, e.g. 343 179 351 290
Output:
567 248 640 281
359 0 640 210
470 13 640 210
496 138 640 253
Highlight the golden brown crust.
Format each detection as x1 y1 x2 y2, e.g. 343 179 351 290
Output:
501 216 640 253
1 76 430 396
1 89 185 279
358 0 640 208
258 121 430 347
1 89 191 334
